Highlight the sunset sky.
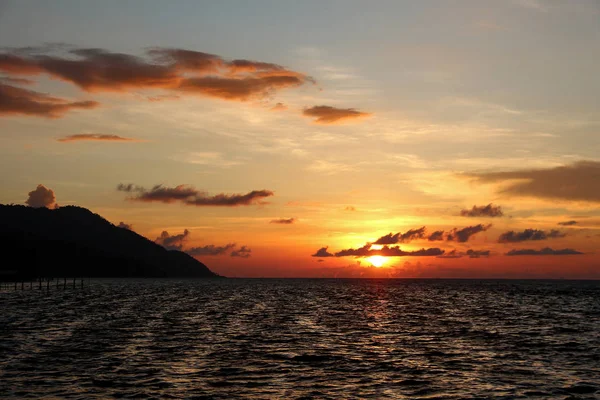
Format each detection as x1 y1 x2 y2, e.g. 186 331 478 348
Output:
1 0 599 278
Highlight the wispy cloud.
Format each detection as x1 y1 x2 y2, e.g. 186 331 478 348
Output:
302 105 371 124
558 220 578 226
117 183 273 206
466 161 600 203
0 83 98 118
57 134 138 143
506 247 582 256
498 229 566 243
334 244 444 257
270 218 296 224
312 247 334 257
460 204 504 217
373 227 426 244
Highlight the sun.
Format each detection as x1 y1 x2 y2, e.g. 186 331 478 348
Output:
368 255 387 268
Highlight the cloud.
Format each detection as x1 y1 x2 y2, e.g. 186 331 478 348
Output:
437 249 491 258
0 47 314 106
117 221 133 230
466 161 600 203
312 247 334 257
270 102 287 111
334 244 444 257
147 48 223 74
270 218 295 224
345 206 356 212
0 83 98 118
117 183 273 206
428 230 445 241
460 204 504 217
437 249 462 259
187 243 236 256
302 105 371 124
447 224 492 242
558 220 578 226
505 247 583 256
466 249 490 258
231 245 252 258
57 134 138 142
0 48 178 92
0 76 34 85
155 229 190 251
25 184 58 209
498 229 566 243
373 226 426 244
177 75 304 101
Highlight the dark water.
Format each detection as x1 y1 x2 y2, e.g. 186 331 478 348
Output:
1 279 599 399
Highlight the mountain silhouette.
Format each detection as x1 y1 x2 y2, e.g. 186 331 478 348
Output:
0 205 220 279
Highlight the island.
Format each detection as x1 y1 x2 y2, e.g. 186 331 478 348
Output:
0 204 221 280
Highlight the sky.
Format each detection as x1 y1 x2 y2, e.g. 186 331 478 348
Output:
1 0 599 278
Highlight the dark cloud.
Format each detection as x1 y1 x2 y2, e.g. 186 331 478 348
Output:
447 224 492 242
302 105 371 124
153 226 247 257
460 204 503 217
465 161 600 203
0 83 98 118
117 221 133 230
437 249 491 259
0 46 314 110
466 249 490 258
147 48 223 74
231 245 251 258
334 244 444 257
498 229 566 243
155 229 190 251
187 243 236 256
505 247 583 256
178 75 304 101
57 134 138 142
312 247 334 257
558 220 578 226
0 53 44 74
428 230 445 241
25 184 58 209
117 183 273 206
373 226 426 244
5 48 178 92
270 218 295 224
437 249 462 259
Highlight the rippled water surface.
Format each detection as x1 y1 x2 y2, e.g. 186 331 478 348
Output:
1 279 600 399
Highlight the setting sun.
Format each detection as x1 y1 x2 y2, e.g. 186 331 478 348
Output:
368 255 387 268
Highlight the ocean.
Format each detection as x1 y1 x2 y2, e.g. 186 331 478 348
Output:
1 279 599 399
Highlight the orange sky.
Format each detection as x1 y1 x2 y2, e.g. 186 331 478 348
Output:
1 1 599 278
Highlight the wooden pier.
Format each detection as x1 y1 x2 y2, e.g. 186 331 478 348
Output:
0 277 86 291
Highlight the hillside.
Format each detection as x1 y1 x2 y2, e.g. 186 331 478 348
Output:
0 205 220 279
